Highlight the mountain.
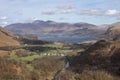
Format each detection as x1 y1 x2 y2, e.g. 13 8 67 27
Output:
5 20 102 36
0 27 20 47
105 22 120 39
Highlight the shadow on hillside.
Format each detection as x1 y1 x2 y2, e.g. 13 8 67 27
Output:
70 49 120 77
0 46 60 53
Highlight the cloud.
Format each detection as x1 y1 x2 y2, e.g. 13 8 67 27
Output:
77 9 103 15
60 9 75 14
105 9 120 16
41 4 75 15
41 10 56 15
0 16 8 20
1 21 9 26
2 21 8 25
41 7 120 17
57 4 75 10
31 17 38 20
57 4 75 14
77 9 120 16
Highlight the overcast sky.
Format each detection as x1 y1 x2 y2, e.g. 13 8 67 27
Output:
0 0 120 26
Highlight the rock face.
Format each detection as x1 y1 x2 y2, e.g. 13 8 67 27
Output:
105 22 120 39
0 27 20 47
5 20 100 36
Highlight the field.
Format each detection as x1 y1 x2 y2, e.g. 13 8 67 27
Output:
7 43 84 72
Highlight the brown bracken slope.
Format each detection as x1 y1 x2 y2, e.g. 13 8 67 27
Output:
0 27 20 57
0 27 20 47
71 39 120 77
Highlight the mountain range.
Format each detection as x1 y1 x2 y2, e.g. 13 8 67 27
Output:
5 20 105 36
4 20 120 41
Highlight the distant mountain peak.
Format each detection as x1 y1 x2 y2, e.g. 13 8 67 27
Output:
5 20 103 36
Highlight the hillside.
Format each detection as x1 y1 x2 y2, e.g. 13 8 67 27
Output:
53 39 120 80
105 22 120 39
5 20 103 36
72 39 120 66
84 40 119 56
0 27 20 47
0 27 20 57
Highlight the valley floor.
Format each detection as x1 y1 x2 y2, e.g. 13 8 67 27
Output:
0 39 120 80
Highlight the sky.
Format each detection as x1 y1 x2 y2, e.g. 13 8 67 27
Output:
0 0 120 26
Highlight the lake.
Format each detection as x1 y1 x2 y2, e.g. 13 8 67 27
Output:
38 36 98 43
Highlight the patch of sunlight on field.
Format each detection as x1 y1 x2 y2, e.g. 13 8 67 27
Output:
20 55 41 62
42 43 64 48
9 50 41 62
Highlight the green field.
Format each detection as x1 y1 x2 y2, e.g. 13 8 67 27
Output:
8 43 84 71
